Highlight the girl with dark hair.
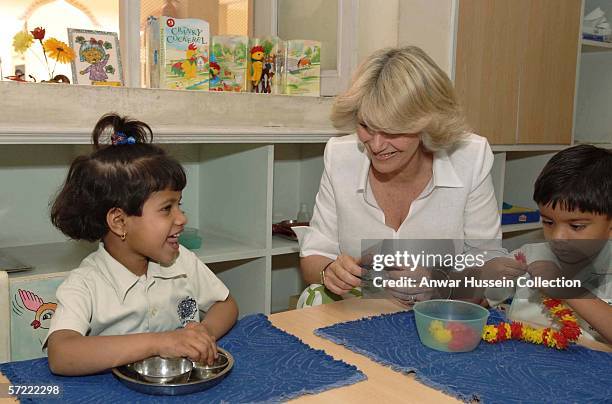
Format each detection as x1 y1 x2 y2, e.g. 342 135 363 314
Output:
46 113 238 376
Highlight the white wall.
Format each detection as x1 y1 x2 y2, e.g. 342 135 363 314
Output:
0 0 118 81
357 0 399 65
253 0 403 85
575 52 612 144
397 0 455 76
277 0 338 71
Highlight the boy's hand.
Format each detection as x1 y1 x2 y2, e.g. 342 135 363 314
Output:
157 326 218 365
480 257 527 282
527 260 589 299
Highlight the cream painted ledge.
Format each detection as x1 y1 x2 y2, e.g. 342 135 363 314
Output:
0 81 345 144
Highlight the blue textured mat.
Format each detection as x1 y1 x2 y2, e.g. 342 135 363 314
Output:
1 314 365 403
315 310 612 403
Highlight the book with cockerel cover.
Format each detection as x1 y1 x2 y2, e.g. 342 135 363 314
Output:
146 16 210 90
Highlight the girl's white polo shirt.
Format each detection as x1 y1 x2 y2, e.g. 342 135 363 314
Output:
44 243 229 345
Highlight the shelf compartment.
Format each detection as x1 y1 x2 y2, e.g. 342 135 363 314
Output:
271 255 304 314
195 231 267 264
1 241 96 279
0 233 266 279
272 143 325 226
209 257 268 317
198 144 270 252
503 151 556 211
582 39 612 52
501 221 542 234
271 236 300 255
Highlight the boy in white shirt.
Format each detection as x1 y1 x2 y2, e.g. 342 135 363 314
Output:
487 145 612 343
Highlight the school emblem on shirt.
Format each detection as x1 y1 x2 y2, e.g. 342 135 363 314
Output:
177 296 197 326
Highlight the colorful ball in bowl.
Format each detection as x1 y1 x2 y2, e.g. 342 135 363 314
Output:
413 299 489 352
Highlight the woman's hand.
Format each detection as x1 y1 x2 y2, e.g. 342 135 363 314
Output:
157 326 218 365
382 266 449 307
480 257 527 282
383 266 433 306
323 254 363 295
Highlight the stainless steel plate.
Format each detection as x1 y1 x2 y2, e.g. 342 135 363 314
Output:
112 348 234 396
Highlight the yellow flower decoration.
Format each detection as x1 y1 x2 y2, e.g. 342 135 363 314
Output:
502 323 511 336
43 38 75 63
482 326 498 343
13 31 34 53
523 327 543 344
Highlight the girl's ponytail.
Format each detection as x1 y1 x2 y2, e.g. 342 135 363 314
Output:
92 113 153 148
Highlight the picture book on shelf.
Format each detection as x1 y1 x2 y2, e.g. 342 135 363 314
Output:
248 36 284 94
146 16 210 90
284 40 320 97
210 35 248 92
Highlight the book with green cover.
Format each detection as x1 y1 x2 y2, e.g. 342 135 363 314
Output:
210 35 248 92
247 36 284 94
284 40 320 96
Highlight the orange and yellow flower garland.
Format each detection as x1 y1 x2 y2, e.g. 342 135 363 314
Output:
481 251 581 349
482 297 581 349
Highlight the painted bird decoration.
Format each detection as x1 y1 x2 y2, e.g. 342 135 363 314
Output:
18 289 57 330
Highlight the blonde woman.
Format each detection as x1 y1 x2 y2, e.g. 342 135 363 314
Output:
295 46 521 307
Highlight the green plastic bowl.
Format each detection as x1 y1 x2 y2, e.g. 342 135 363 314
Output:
413 299 489 352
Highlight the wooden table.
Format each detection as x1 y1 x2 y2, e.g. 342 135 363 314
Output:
270 299 457 403
1 299 610 403
0 299 447 403
270 298 611 403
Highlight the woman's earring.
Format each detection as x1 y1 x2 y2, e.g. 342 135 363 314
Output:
121 232 126 241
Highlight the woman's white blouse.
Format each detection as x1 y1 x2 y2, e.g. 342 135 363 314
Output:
295 133 503 259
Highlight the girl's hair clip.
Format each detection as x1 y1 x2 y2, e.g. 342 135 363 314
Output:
111 131 136 146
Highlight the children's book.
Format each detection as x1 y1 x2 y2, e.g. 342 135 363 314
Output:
248 36 284 94
284 40 320 97
67 29 124 86
146 16 210 90
209 35 248 92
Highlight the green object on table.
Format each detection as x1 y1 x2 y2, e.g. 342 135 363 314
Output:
179 227 202 250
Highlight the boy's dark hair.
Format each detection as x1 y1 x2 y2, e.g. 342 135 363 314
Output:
534 144 611 217
50 113 186 241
